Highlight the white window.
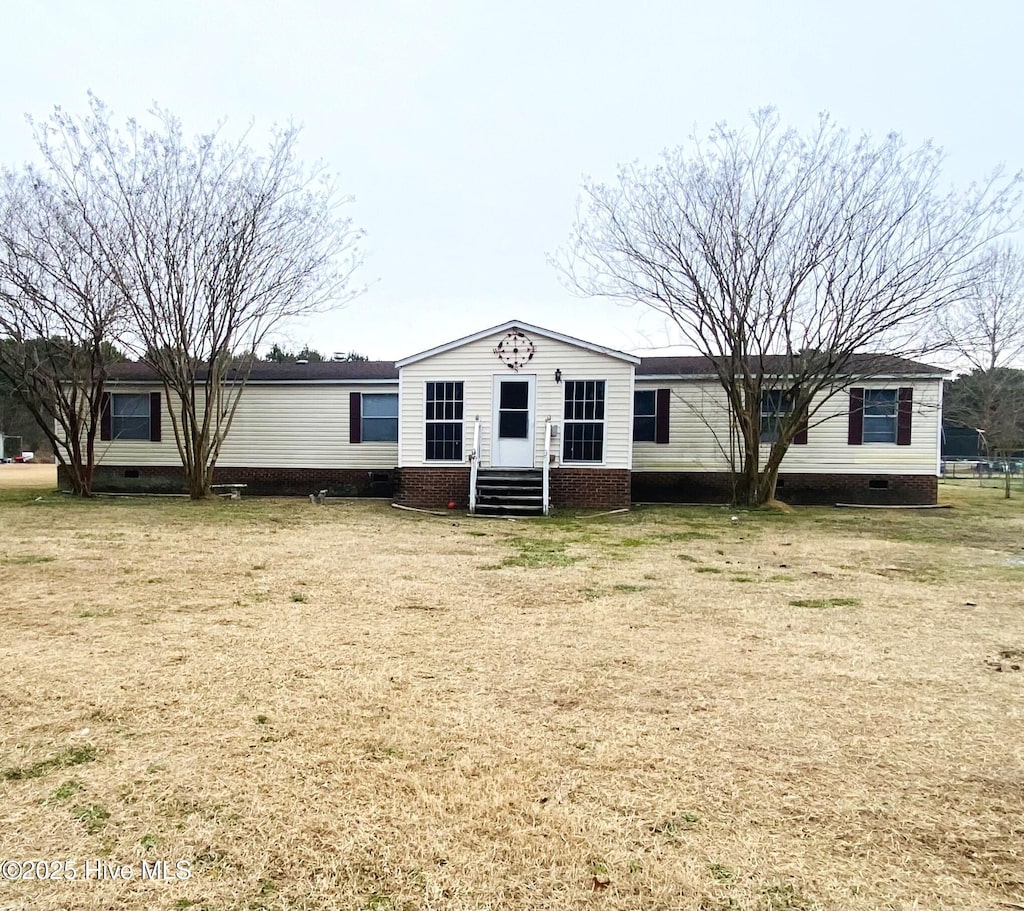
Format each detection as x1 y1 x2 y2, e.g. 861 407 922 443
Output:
563 380 605 462
112 393 151 441
863 389 897 443
760 390 792 443
425 382 463 460
633 390 657 442
361 393 398 442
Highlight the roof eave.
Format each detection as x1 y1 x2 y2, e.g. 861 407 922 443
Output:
395 319 641 367
636 371 950 381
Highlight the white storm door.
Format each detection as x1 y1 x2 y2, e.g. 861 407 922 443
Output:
492 375 535 467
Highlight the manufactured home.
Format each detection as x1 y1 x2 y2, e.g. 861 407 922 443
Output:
76 320 946 510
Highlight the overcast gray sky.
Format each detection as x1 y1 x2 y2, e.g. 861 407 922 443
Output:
2 0 1022 359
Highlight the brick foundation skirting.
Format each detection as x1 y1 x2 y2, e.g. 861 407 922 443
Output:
631 471 938 506
394 466 632 510
549 468 631 510
66 464 937 507
66 465 396 498
394 467 471 509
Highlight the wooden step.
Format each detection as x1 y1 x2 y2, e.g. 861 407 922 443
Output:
474 468 546 516
474 503 546 516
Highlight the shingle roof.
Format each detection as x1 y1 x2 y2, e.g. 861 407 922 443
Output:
637 353 945 377
104 351 943 384
105 360 399 382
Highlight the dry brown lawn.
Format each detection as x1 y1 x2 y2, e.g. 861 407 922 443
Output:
0 478 1022 910
0 463 56 488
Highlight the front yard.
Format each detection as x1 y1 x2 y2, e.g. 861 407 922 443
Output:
0 479 1021 909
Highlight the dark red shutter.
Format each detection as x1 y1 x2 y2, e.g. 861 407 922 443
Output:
149 392 161 442
897 387 913 445
793 408 808 445
100 392 111 441
349 392 361 444
655 388 670 444
848 388 864 445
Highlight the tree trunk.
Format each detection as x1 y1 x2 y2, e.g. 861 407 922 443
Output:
757 437 793 506
734 432 762 507
186 475 210 499
71 427 97 497
58 416 94 497
185 464 213 499
757 469 779 505
61 461 89 497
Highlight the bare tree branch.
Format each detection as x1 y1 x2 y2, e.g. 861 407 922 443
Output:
939 244 1024 497
26 96 365 498
0 168 127 495
556 109 1022 506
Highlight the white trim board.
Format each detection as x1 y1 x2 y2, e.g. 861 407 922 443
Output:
395 319 642 367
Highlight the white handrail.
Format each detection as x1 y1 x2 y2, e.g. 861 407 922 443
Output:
543 417 552 516
469 417 481 514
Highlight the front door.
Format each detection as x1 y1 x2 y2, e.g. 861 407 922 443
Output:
492 375 535 467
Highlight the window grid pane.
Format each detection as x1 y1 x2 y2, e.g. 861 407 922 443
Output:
362 393 399 442
760 390 791 443
112 393 150 441
633 417 656 442
425 422 463 460
362 418 398 442
363 393 398 418
633 390 656 442
563 380 605 462
563 422 604 462
863 389 897 443
425 381 464 460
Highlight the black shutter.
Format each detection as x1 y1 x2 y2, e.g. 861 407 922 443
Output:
655 388 670 444
897 387 913 446
848 388 864 445
793 407 808 445
349 392 361 444
149 392 161 442
100 392 111 441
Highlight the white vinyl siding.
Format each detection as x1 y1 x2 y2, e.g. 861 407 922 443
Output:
93 385 179 464
630 381 734 472
777 382 940 473
93 383 399 469
88 358 942 481
632 378 942 475
398 331 634 469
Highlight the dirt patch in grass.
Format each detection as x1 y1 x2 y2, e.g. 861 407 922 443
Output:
1 487 1023 908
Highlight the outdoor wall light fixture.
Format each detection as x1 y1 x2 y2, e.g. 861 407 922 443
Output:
554 369 562 384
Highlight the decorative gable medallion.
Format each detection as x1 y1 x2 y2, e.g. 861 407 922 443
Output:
493 329 535 372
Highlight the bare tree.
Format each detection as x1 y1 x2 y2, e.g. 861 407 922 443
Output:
29 96 364 498
941 244 1024 371
560 110 1021 507
940 244 1024 497
0 170 127 496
